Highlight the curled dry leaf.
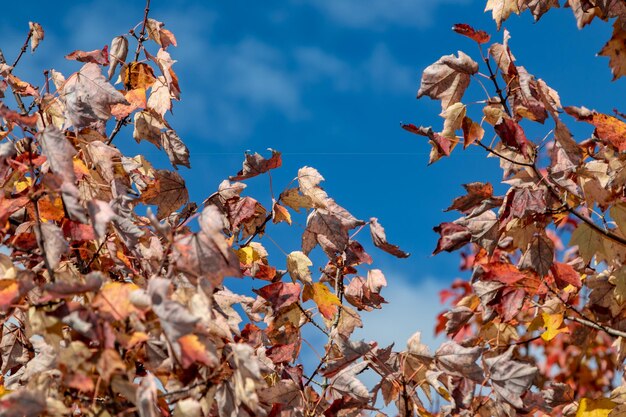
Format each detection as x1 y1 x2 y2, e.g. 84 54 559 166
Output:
417 51 478 110
28 22 44 52
369 217 409 258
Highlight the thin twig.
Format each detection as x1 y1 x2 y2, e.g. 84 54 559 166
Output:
297 303 329 337
134 0 151 62
11 29 33 69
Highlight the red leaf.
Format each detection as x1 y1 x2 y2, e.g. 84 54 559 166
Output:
550 262 582 289
494 118 531 158
452 23 491 44
254 282 301 312
65 45 110 65
433 222 471 254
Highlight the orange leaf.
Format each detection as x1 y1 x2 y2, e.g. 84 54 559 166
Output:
179 334 215 368
93 282 141 320
303 283 340 320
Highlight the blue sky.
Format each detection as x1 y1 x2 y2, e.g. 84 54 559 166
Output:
2 1 625 351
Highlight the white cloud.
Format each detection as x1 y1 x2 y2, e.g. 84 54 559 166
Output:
354 273 446 351
302 0 470 29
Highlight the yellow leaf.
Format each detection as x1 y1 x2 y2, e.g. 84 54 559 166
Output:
303 283 340 320
237 246 259 266
93 282 141 321
576 397 616 417
541 312 569 341
179 334 215 368
13 177 32 193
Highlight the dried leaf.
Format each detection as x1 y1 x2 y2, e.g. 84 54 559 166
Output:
417 51 478 109
29 22 44 52
369 217 409 258
63 62 127 128
484 347 537 408
66 46 109 65
230 149 282 181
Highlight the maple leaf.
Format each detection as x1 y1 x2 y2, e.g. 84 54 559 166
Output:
434 341 484 382
173 205 241 281
271 201 291 225
485 0 520 30
178 334 217 368
575 397 616 417
599 21 626 80
254 282 301 312
35 222 69 270
65 45 109 65
297 166 329 208
302 282 341 319
519 0 560 21
433 222 471 254
550 262 582 289
160 129 190 169
329 361 370 402
417 51 478 110
565 106 626 152
519 232 554 277
540 312 570 341
40 125 76 186
142 169 188 219
286 251 313 284
494 118 532 158
484 347 537 408
93 282 142 321
230 149 282 181
302 199 365 256
404 123 460 165
369 217 409 258
461 116 484 148
452 23 491 44
62 62 127 129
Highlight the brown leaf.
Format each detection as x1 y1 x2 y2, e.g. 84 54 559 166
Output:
485 0 520 30
494 118 532 158
63 63 127 128
565 106 626 152
417 51 478 109
0 390 46 417
254 282 301 312
599 21 626 80
133 110 166 148
272 201 291 225
484 347 537 408
122 62 156 90
29 22 44 52
369 217 409 258
93 282 142 321
161 129 190 169
279 187 314 213
302 199 365 256
230 149 282 181
434 341 484 382
142 170 189 219
40 125 76 186
550 262 582 289
519 232 554 277
433 222 471 254
65 45 109 65
36 222 69 270
452 23 490 44
462 116 484 148
173 205 242 281
148 278 199 341
446 182 494 214
0 322 29 373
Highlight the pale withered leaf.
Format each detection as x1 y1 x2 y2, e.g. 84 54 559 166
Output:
484 346 537 408
160 129 190 169
417 51 478 109
63 62 127 129
369 217 409 258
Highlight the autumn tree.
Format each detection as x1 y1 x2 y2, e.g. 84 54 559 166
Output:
0 3 420 417
400 1 626 416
